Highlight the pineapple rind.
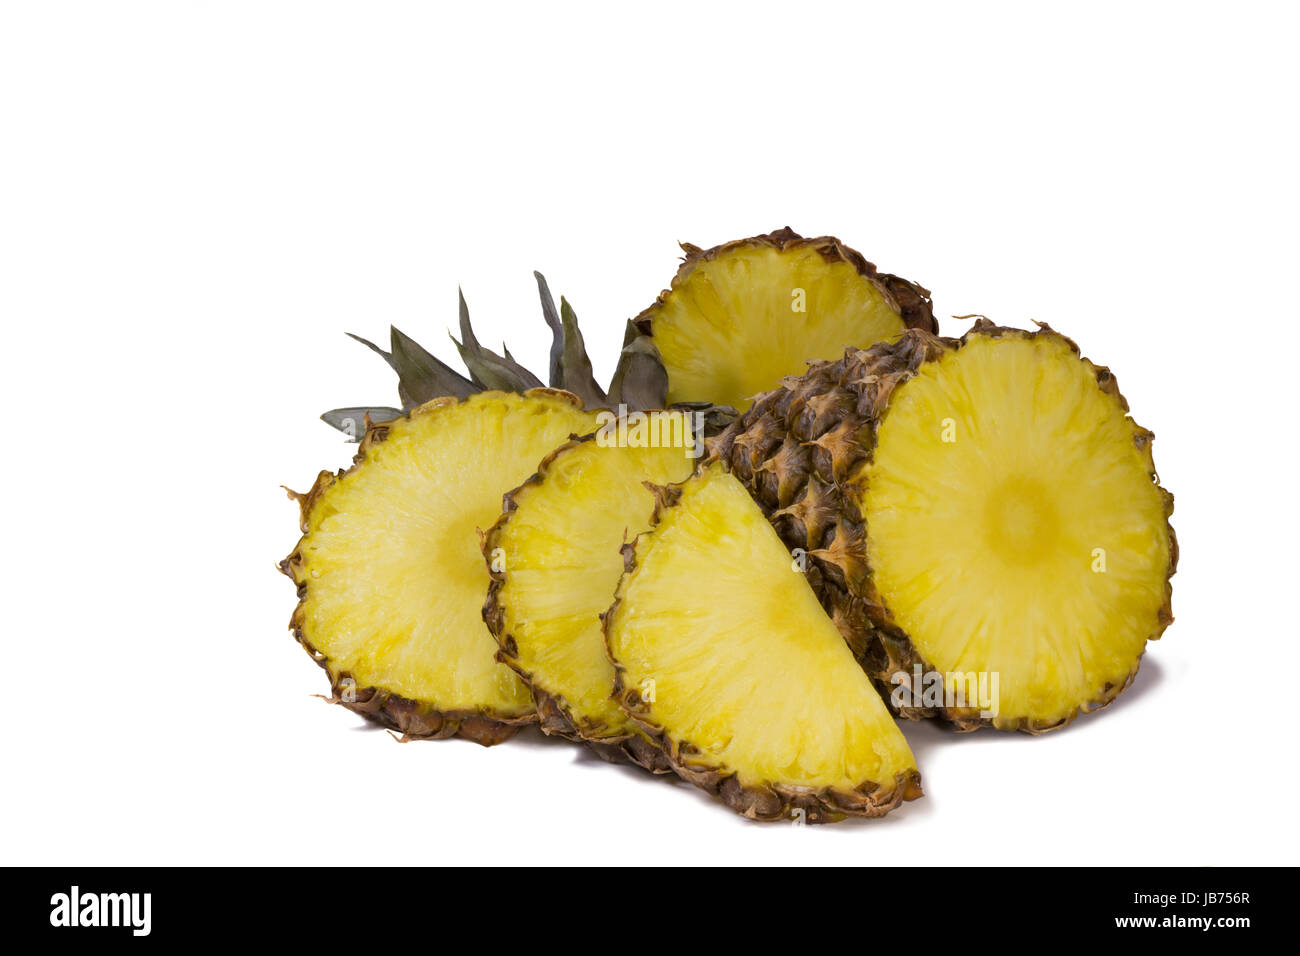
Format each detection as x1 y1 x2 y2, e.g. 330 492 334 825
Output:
604 464 922 823
281 389 600 744
712 320 1177 733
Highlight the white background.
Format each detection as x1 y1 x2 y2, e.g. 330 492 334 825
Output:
2 2 1296 866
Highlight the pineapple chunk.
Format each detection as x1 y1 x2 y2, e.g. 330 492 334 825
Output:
862 331 1174 728
283 390 600 742
484 413 698 765
606 463 921 822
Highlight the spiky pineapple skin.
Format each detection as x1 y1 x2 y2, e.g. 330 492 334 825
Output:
632 226 939 340
710 320 1178 733
603 481 923 824
482 435 674 774
283 393 588 746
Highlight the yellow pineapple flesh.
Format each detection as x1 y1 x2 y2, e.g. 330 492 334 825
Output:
862 331 1173 727
632 228 935 411
606 463 921 822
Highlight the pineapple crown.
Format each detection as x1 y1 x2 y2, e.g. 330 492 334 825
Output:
322 272 670 439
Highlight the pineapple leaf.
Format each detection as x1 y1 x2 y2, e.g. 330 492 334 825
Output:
557 296 607 408
347 332 396 370
607 325 668 411
451 288 545 392
533 271 566 389
321 406 404 441
390 325 477 406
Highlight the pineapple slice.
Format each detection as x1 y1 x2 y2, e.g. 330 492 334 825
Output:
605 463 922 822
282 390 600 744
631 228 935 411
483 413 699 769
714 321 1176 732
862 328 1174 729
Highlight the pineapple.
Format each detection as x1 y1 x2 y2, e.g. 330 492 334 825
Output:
282 390 600 743
714 320 1177 732
290 273 728 745
605 463 922 822
629 227 936 411
483 413 699 770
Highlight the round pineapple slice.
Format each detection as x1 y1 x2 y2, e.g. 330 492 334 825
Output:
281 390 600 744
714 321 1176 733
483 412 699 769
605 463 922 823
861 327 1174 730
631 227 935 411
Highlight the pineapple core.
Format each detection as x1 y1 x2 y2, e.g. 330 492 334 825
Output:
608 464 918 794
862 333 1172 727
651 244 907 411
295 392 599 716
493 424 697 740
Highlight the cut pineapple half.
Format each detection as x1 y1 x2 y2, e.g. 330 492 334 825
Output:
632 228 935 411
483 412 699 769
281 390 600 744
860 326 1175 729
605 463 921 822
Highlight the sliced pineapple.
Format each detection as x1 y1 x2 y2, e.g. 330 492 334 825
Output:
631 228 935 411
714 320 1176 732
483 411 699 769
281 390 600 744
861 326 1175 729
604 463 921 822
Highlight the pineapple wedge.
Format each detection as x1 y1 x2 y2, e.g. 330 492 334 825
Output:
282 390 600 744
605 463 922 822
